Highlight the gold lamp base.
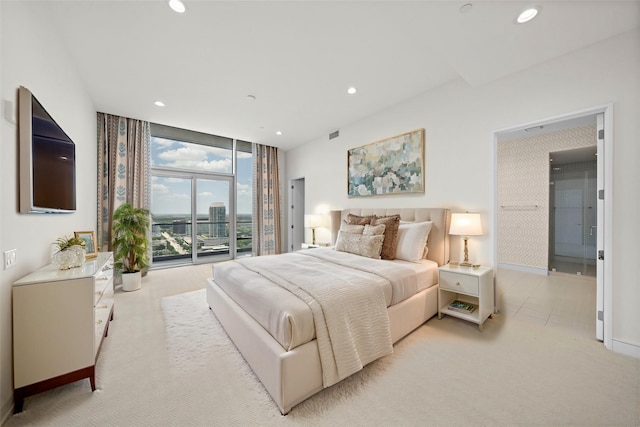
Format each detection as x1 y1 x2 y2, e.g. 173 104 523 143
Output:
460 236 472 267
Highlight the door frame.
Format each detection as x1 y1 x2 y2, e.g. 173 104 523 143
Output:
493 104 613 350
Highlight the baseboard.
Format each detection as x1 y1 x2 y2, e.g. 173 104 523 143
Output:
1 398 14 425
497 263 548 276
612 338 640 359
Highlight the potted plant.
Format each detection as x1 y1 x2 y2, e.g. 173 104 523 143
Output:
112 203 150 292
51 235 87 270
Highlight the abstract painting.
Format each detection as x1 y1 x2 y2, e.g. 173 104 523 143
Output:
348 129 424 197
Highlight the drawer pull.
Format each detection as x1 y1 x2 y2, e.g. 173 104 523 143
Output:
96 304 108 309
97 276 108 281
95 291 102 296
456 282 461 286
96 319 103 325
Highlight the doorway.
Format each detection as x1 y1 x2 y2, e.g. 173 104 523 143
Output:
548 147 597 276
495 107 611 347
289 177 305 252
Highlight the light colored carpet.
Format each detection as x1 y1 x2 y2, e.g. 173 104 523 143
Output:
5 273 640 426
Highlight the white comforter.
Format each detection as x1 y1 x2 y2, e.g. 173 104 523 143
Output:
227 250 412 387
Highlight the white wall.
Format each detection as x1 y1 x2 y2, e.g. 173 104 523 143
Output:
1 2 97 418
286 30 640 355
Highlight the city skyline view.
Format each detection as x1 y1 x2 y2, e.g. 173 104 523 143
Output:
150 136 253 215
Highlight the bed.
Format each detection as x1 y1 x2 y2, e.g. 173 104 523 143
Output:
206 208 451 414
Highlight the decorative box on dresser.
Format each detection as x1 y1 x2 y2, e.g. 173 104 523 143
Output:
438 264 494 330
12 252 114 412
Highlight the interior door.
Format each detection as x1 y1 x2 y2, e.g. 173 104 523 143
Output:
596 113 604 341
290 178 305 252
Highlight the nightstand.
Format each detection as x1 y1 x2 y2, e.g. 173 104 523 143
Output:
301 243 320 249
438 264 494 330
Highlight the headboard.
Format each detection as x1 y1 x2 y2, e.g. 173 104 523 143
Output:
330 208 451 267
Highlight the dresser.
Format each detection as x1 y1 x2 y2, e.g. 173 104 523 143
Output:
12 252 114 412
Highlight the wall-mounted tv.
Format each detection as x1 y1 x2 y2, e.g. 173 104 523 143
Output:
19 86 76 213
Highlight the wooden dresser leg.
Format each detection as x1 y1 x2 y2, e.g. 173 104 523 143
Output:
13 392 24 414
89 366 96 391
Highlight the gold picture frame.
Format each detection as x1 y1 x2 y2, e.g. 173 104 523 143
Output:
74 231 97 258
347 128 425 197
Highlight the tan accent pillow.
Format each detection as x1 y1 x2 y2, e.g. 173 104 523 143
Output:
371 215 401 260
346 213 374 225
335 233 384 259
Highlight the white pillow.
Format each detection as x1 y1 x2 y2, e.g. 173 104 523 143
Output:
395 221 433 262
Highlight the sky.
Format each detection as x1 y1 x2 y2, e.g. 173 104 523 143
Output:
150 137 253 215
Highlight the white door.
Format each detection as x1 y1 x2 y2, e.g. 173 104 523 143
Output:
290 178 305 252
596 113 604 341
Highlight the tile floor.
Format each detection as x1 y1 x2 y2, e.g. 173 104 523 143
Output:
495 267 597 340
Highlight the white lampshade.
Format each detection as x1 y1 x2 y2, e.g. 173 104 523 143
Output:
304 214 327 229
449 213 483 236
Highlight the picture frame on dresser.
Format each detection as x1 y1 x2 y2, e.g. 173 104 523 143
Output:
74 230 97 258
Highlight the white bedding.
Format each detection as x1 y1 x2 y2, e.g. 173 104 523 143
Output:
212 248 438 352
233 250 393 386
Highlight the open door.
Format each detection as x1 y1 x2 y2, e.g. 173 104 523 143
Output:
596 113 604 341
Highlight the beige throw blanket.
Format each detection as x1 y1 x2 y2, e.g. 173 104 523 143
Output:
236 252 393 387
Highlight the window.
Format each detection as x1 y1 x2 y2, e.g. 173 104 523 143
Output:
150 124 253 267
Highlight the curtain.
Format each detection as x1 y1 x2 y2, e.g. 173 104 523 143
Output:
252 144 282 256
97 113 151 252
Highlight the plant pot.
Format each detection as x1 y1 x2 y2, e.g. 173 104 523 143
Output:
121 271 142 292
51 245 86 270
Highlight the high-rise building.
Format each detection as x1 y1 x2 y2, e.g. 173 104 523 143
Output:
209 202 226 237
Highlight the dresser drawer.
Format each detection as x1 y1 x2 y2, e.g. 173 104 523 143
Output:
439 270 479 296
94 274 112 306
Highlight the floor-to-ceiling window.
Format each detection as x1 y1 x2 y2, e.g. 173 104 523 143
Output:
149 124 252 267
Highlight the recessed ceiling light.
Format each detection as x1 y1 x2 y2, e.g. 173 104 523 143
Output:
154 101 165 107
347 87 357 95
169 0 186 13
276 131 282 136
516 7 539 24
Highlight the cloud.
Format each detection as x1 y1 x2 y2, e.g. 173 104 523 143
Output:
151 137 176 149
237 183 252 197
152 183 170 195
156 144 233 172
165 177 184 183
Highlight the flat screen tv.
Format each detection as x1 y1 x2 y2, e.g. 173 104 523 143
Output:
19 86 76 213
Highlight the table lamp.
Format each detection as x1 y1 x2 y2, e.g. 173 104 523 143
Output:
304 214 326 245
449 212 483 267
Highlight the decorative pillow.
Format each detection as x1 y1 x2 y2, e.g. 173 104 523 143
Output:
371 215 401 260
346 213 375 225
340 223 365 234
335 233 384 259
363 223 386 236
395 221 433 263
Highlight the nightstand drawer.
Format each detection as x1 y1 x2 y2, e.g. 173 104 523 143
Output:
439 271 479 295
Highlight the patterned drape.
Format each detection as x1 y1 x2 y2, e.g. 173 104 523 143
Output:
97 113 151 252
252 144 281 256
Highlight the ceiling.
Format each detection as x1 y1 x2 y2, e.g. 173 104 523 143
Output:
43 1 639 151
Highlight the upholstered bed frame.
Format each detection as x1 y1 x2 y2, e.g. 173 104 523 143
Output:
206 208 451 414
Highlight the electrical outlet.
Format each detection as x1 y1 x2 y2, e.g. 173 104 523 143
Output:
4 249 17 270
